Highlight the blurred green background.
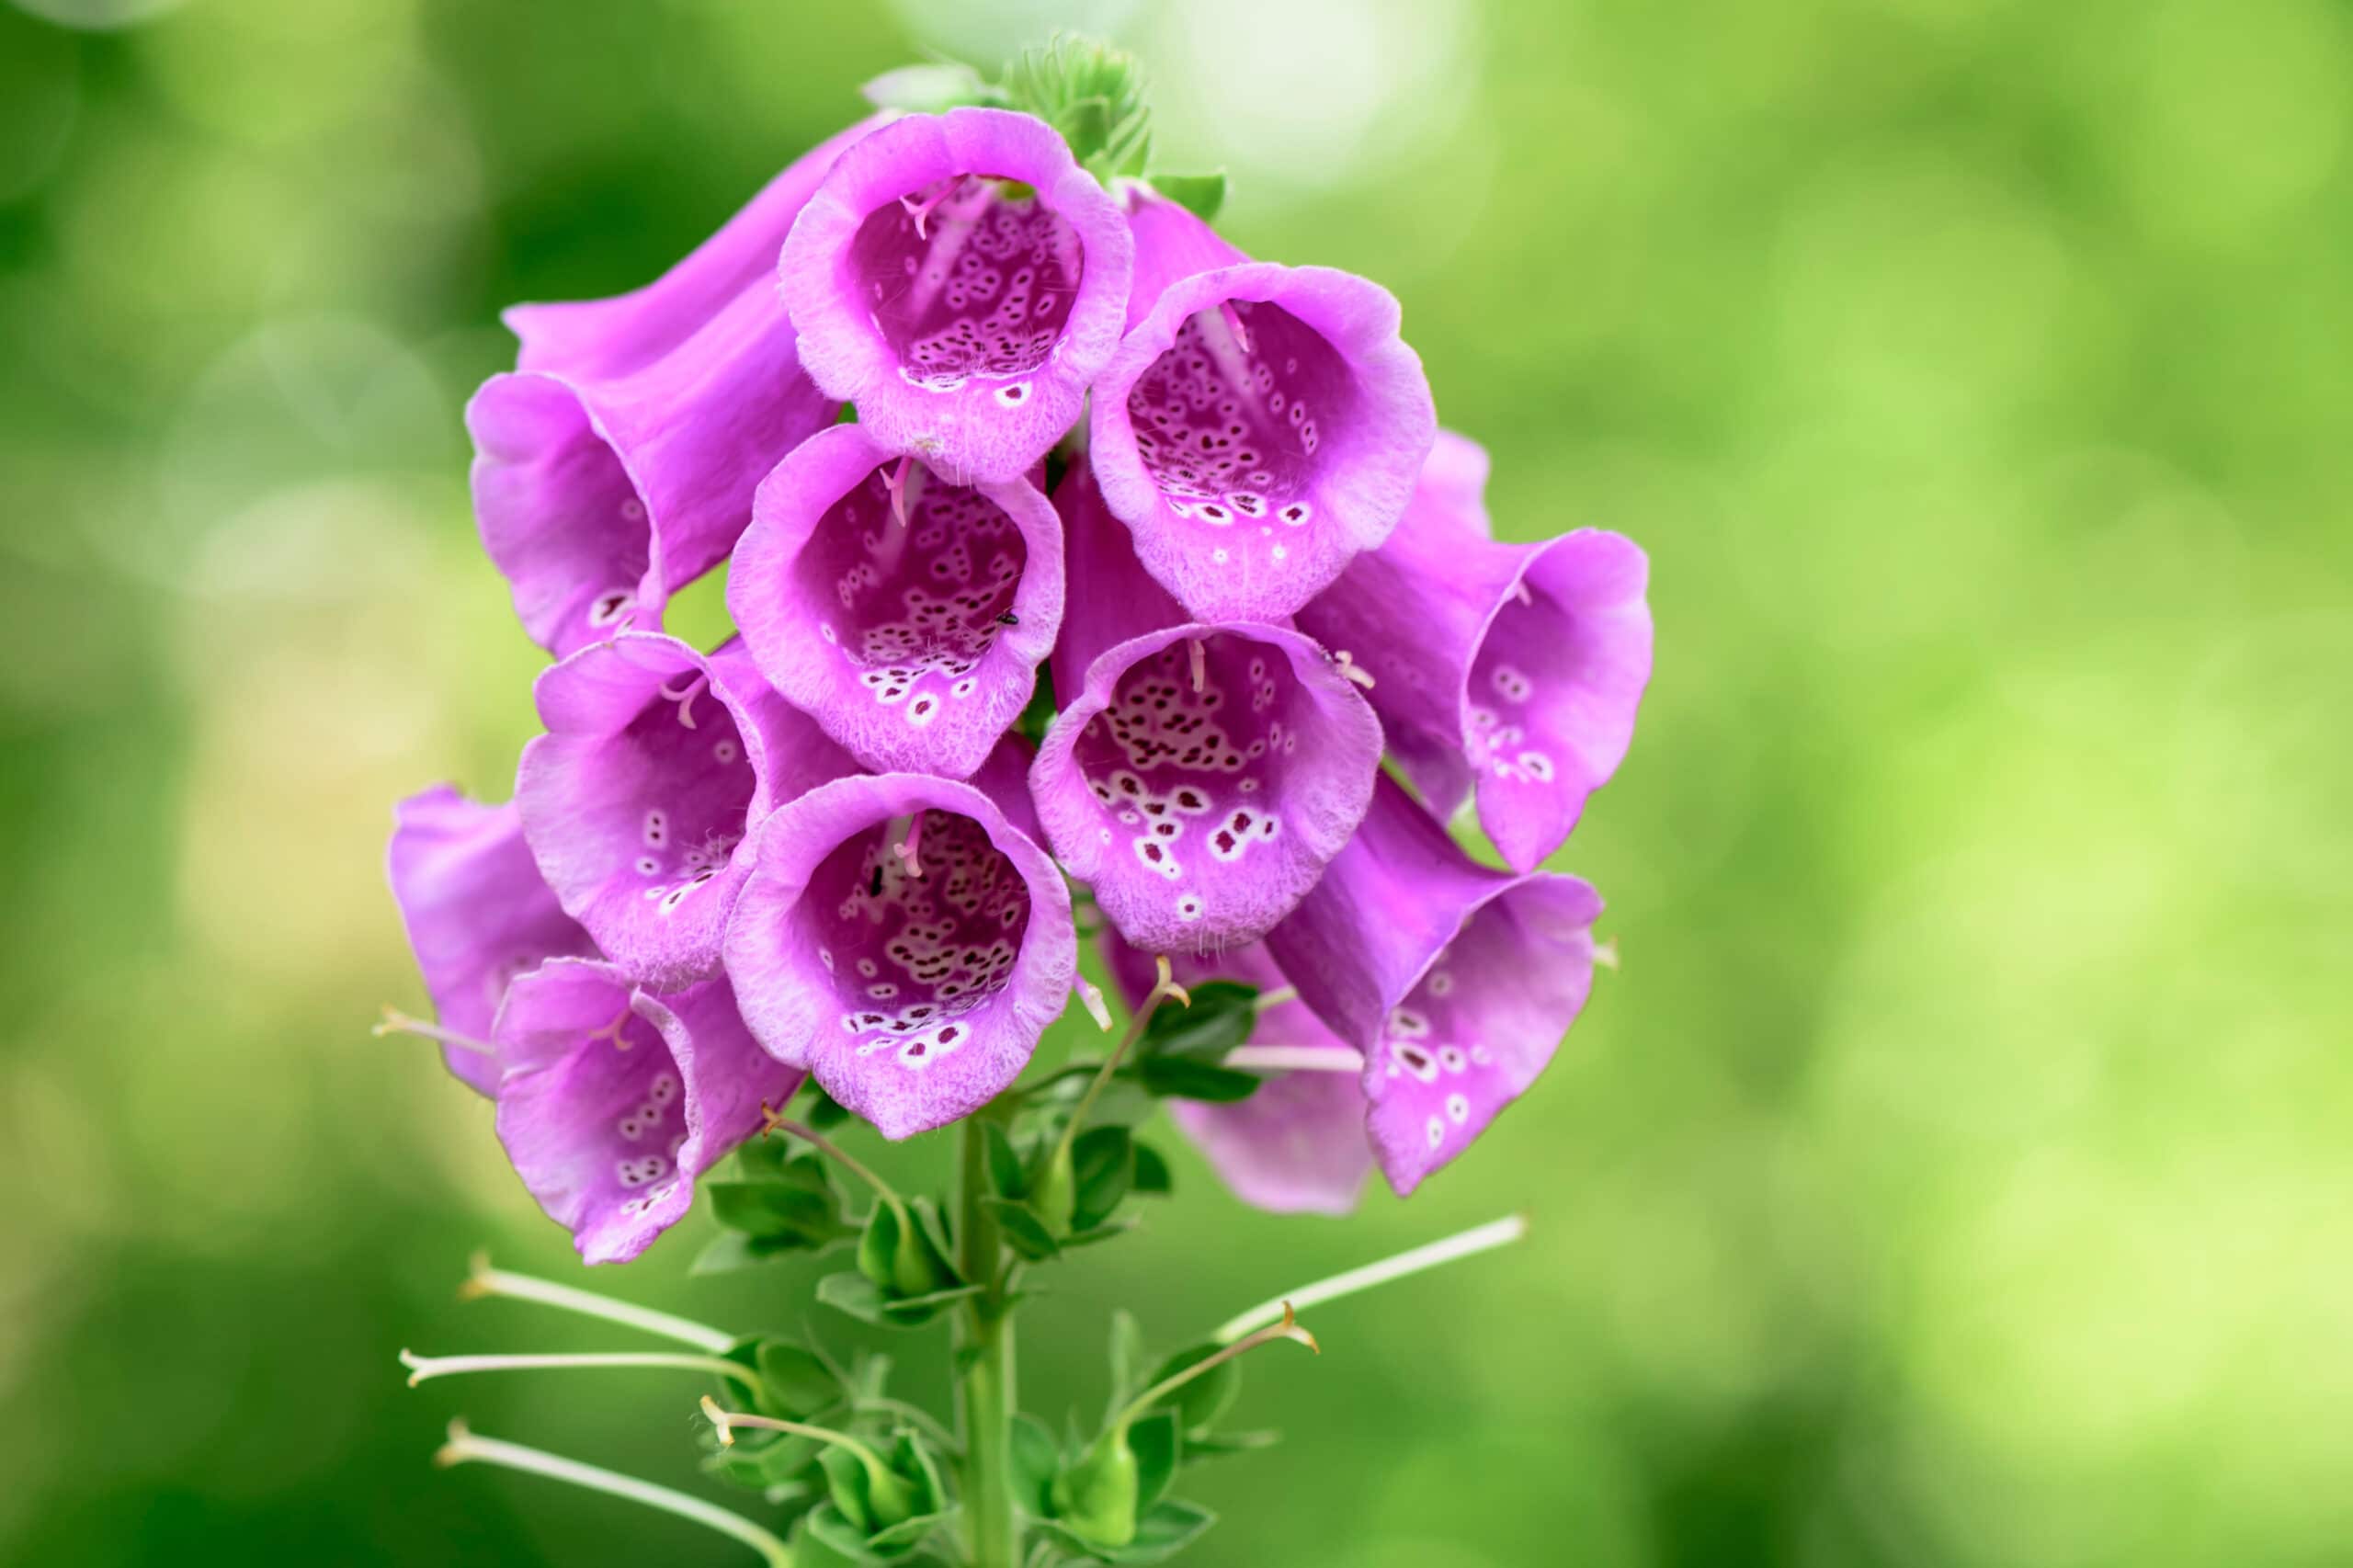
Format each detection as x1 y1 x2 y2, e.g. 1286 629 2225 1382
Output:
5 0 2350 1562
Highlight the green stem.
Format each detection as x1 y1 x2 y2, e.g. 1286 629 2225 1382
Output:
400 1348 762 1396
767 1113 911 1229
957 1111 1019 1568
1040 957 1187 1181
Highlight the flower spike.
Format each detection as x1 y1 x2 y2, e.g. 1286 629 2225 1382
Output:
731 423 1064 779
470 118 879 656
780 107 1135 484
1264 774 1605 1196
385 788 597 1096
721 741 1076 1141
1297 430 1653 871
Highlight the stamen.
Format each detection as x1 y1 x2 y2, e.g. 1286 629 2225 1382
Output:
658 674 710 730
1511 579 1534 608
1222 1044 1365 1074
374 1005 495 1059
1216 299 1253 355
400 1348 763 1396
434 1420 791 1568
1074 974 1114 1032
1211 1213 1529 1344
1188 638 1207 694
586 1007 636 1051
898 176 962 242
893 809 926 879
1330 650 1376 690
458 1252 734 1352
886 456 924 529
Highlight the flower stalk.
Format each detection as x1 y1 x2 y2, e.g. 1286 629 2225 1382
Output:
457 1252 735 1353
400 1348 762 1397
1211 1213 1529 1344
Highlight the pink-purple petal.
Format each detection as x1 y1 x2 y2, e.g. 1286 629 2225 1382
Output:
1263 774 1604 1196
730 422 1064 778
721 755 1075 1141
493 960 797 1265
780 108 1134 484
386 786 597 1095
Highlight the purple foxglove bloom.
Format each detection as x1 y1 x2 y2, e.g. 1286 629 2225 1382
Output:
1105 937 1371 1216
515 631 858 992
729 422 1064 778
1264 774 1604 1197
469 119 880 656
1086 232 1437 621
386 786 597 1095
1296 430 1653 872
779 108 1134 485
1029 462 1381 951
493 959 796 1265
721 742 1074 1140
1120 186 1248 328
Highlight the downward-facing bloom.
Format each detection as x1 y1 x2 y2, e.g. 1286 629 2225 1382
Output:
387 787 596 1094
1029 462 1381 951
1086 196 1436 622
468 119 876 656
722 740 1074 1140
780 108 1134 484
729 422 1063 778
515 632 858 991
1296 431 1652 871
1264 775 1604 1196
494 959 796 1264
1105 937 1372 1216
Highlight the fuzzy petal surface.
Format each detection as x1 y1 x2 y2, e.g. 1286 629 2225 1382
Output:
386 786 596 1095
493 960 797 1264
731 422 1064 778
1264 775 1603 1196
722 756 1074 1140
469 121 874 655
1106 937 1370 1216
517 632 856 991
1297 432 1653 870
1120 186 1248 329
780 108 1133 484
1089 261 1436 621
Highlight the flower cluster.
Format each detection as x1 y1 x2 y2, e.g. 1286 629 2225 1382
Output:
388 48 1653 1271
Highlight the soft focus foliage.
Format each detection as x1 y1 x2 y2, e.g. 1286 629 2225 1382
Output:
3 0 2349 1564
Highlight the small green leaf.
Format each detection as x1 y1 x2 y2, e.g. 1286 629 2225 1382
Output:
1127 1412 1181 1515
1127 1499 1218 1560
908 1197 960 1278
802 1082 854 1130
801 1500 881 1562
1131 1140 1173 1196
1108 1310 1148 1411
1061 1218 1142 1251
704 1433 822 1492
1069 1125 1135 1230
1051 1428 1140 1549
1136 1055 1263 1103
1179 1428 1281 1461
1142 1344 1240 1437
878 1282 985 1324
1141 981 1257 1059
815 1271 888 1325
982 1196 1062 1261
756 1341 844 1419
1015 667 1059 745
864 1508 957 1553
1147 171 1227 222
708 1177 858 1246
690 1230 797 1275
1009 1414 1063 1517
859 61 997 113
983 1119 1029 1200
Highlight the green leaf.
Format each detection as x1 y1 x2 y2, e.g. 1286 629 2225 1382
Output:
1015 667 1059 745
690 1230 803 1275
1131 1140 1172 1196
982 1195 1062 1260
1178 1428 1280 1461
802 1501 881 1562
1141 981 1258 1059
1060 1218 1142 1251
703 1433 823 1492
864 1508 957 1553
815 1271 888 1325
1069 1125 1135 1231
891 1429 947 1516
802 1081 854 1130
756 1341 844 1419
878 1282 985 1325
1009 1414 1063 1517
1135 1055 1263 1103
859 61 997 113
1126 1499 1218 1561
1142 1344 1240 1437
859 1200 956 1299
1108 1310 1148 1412
983 1119 1029 1200
1147 171 1226 222
1127 1412 1180 1514
908 1196 960 1278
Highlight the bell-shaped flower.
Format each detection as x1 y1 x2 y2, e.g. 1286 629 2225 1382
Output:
729 422 1063 778
779 108 1134 485
386 786 597 1095
722 740 1075 1141
1086 215 1436 622
1029 461 1381 951
516 632 858 992
469 119 878 656
1263 774 1604 1196
1120 185 1248 328
493 959 797 1265
1105 937 1372 1216
1295 431 1652 871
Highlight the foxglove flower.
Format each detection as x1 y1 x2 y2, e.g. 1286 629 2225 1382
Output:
730 422 1063 778
1029 462 1381 951
386 787 596 1095
470 119 879 656
1297 431 1652 871
515 631 858 991
1265 775 1604 1196
494 959 796 1264
1105 937 1371 1216
722 740 1074 1140
780 108 1134 484
1087 201 1436 621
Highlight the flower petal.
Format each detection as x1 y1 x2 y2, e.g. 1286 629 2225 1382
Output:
1263 774 1603 1196
386 786 596 1095
731 422 1064 778
493 960 798 1264
722 753 1075 1140
1089 261 1436 621
517 631 857 991
780 108 1133 484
